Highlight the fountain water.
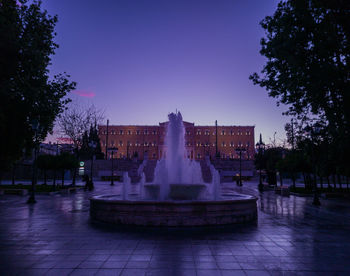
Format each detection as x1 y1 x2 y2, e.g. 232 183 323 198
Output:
90 111 257 226
151 112 205 200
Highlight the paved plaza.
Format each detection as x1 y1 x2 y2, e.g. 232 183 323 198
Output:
1 181 350 276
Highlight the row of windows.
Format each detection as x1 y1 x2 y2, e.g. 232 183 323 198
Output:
101 130 252 136
103 141 251 148
110 152 158 158
101 130 158 135
194 153 250 159
103 141 158 147
191 142 250 147
192 130 251 136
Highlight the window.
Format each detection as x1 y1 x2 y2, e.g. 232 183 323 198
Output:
221 130 225 135
152 130 157 135
230 141 234 147
186 131 190 135
196 130 201 135
197 153 201 159
221 142 226 147
205 130 210 135
127 130 131 135
187 142 191 146
205 142 209 147
230 130 234 135
119 130 123 135
111 141 115 146
136 130 140 135
144 130 148 135
119 141 123 146
196 142 200 147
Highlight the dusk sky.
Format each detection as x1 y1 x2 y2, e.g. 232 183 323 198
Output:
42 0 288 145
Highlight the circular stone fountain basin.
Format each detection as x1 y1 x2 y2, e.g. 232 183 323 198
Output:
90 194 257 226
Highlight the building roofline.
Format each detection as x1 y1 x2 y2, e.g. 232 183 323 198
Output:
98 124 255 128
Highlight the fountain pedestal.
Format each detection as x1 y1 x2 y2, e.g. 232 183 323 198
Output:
144 184 206 200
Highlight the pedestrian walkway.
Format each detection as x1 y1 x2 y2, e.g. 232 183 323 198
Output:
0 181 350 275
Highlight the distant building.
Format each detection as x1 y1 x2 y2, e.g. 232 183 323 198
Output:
39 142 74 156
98 121 254 160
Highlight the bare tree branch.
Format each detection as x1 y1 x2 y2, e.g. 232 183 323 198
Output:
58 103 105 149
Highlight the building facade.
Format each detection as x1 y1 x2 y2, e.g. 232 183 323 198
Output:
98 121 255 160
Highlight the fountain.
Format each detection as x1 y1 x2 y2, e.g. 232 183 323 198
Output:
90 112 257 226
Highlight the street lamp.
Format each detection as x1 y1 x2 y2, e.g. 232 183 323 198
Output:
27 119 41 204
308 124 321 206
88 141 97 189
108 147 118 186
256 134 265 192
235 146 246 186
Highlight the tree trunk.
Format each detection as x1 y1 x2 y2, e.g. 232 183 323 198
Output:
302 172 307 189
72 148 79 186
61 170 65 187
44 169 47 185
313 173 317 190
72 167 77 186
11 163 15 185
279 172 283 186
53 169 56 190
337 174 342 189
327 175 331 189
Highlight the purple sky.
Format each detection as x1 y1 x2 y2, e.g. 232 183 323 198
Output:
43 0 288 145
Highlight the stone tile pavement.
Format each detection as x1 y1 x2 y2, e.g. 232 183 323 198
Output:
1 180 350 275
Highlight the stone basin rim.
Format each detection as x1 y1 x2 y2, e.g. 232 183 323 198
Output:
90 194 258 205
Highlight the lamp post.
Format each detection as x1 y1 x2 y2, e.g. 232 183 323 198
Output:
27 119 40 204
235 146 246 186
256 134 265 192
308 124 321 206
108 147 118 186
88 141 97 188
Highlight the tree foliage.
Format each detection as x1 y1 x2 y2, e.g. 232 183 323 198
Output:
79 123 104 160
250 0 349 126
251 0 350 184
0 0 76 170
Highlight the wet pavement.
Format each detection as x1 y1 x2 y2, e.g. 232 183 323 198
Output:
1 181 350 276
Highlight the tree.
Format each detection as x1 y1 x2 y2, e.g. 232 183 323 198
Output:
58 103 104 184
250 0 350 190
56 153 78 187
58 103 104 151
79 124 104 160
0 0 76 172
250 0 349 127
37 154 52 185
